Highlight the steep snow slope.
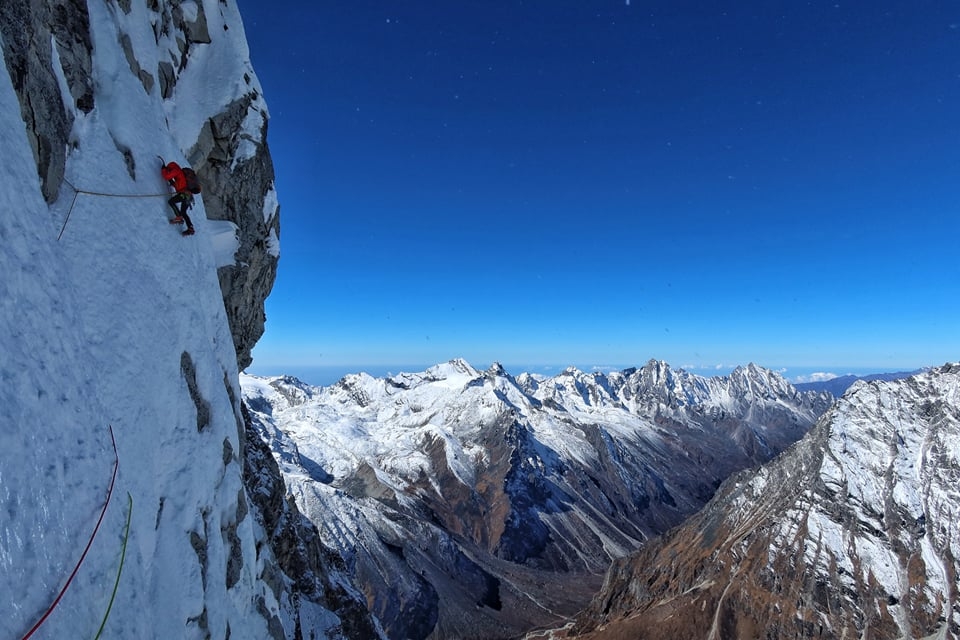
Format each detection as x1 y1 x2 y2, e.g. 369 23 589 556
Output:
0 34 263 638
0 2 370 639
566 364 960 640
243 359 831 639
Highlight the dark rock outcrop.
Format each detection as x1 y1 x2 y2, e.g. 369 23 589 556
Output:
0 0 94 202
241 402 381 639
189 93 279 371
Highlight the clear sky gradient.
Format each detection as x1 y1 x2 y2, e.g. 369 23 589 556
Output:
238 1 959 383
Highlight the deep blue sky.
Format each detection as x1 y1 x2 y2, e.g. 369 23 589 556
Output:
238 1 959 383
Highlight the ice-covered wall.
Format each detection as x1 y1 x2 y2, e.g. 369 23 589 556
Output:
0 1 373 638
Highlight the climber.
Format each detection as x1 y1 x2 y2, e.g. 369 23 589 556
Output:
160 160 197 236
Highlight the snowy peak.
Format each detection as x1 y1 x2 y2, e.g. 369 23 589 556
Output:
637 357 674 384
242 373 316 413
728 362 794 398
485 361 508 377
422 357 483 385
569 364 960 640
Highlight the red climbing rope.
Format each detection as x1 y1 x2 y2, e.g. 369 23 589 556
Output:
19 425 120 640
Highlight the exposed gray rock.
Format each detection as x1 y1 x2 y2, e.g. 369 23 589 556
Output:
0 0 94 202
158 60 176 99
176 0 210 45
190 522 209 591
188 93 279 372
223 518 243 590
119 31 155 94
181 351 212 432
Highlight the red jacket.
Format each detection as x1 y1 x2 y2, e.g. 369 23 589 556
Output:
161 162 188 193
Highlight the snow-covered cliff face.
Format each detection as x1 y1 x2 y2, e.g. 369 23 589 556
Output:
0 2 374 638
566 364 960 640
0 0 278 371
242 359 831 639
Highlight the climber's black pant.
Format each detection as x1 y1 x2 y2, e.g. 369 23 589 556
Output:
168 193 194 230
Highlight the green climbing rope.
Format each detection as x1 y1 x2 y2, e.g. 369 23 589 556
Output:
93 492 133 640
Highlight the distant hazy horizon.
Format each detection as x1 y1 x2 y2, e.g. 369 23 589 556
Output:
244 361 927 389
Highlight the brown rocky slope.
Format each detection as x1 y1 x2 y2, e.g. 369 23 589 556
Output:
555 364 960 640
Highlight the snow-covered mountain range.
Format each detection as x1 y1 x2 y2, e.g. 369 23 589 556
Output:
564 363 960 640
242 359 832 639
